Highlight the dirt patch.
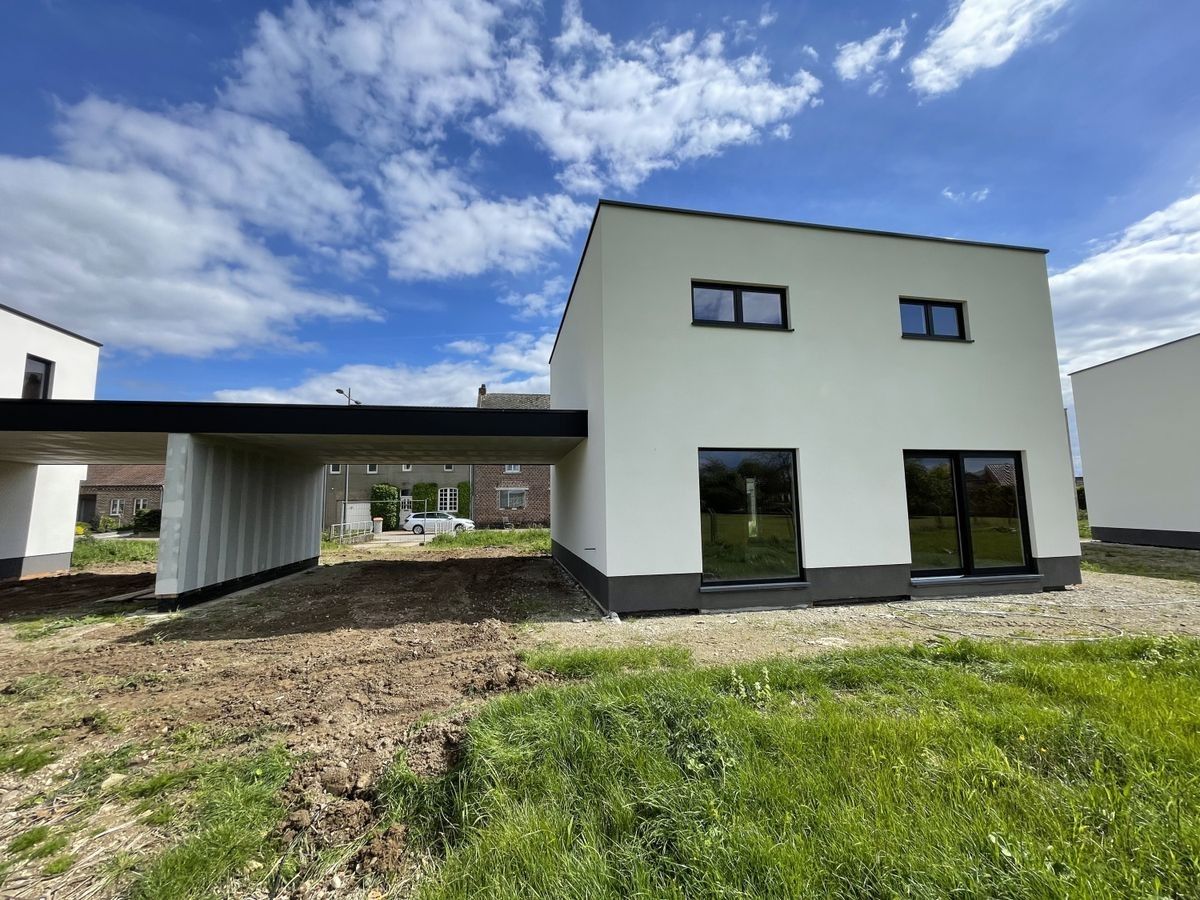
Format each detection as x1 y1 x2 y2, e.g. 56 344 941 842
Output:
0 569 156 620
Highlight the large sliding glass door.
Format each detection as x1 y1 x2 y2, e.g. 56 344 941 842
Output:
904 451 1031 577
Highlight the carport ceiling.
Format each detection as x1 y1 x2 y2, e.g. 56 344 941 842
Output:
0 399 587 465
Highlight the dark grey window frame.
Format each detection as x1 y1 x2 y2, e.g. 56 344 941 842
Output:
698 447 805 586
22 354 54 400
692 281 790 331
899 298 969 341
904 449 1034 578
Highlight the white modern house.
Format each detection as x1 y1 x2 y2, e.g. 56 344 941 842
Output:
550 201 1082 611
0 304 100 579
1071 332 1200 550
0 200 1082 612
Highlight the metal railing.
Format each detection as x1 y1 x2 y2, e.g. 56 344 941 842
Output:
329 520 374 543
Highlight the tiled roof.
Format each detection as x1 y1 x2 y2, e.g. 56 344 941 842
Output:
477 392 551 410
81 464 165 488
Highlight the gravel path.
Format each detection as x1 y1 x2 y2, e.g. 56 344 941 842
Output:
529 571 1200 664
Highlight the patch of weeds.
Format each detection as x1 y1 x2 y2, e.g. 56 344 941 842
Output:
8 825 51 855
0 729 57 775
42 854 75 876
71 537 158 568
13 613 129 642
60 743 144 796
25 833 68 860
2 674 60 701
520 644 693 678
104 850 142 883
430 528 551 552
129 746 294 900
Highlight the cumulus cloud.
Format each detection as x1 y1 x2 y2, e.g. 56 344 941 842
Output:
377 150 591 278
910 0 1072 96
0 158 375 356
1052 191 1200 382
443 338 490 354
834 20 907 94
214 330 554 405
499 275 568 319
488 0 821 192
58 97 362 247
223 0 511 145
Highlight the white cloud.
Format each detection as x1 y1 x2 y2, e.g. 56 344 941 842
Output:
1052 191 1200 382
499 275 568 319
214 330 554 406
223 0 513 146
910 0 1071 96
443 338 489 354
834 20 908 93
941 185 990 202
58 97 363 247
376 154 590 279
800 45 819 62
488 0 821 192
0 157 376 356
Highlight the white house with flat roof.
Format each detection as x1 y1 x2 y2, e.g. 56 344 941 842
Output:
0 304 100 579
550 201 1082 612
1071 332 1200 550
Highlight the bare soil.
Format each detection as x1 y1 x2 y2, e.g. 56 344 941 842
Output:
2 540 1198 897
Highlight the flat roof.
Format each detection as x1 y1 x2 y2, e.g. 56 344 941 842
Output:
0 399 587 465
0 303 103 348
549 199 1050 363
1068 331 1200 376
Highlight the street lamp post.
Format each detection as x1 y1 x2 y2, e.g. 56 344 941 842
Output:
335 388 361 525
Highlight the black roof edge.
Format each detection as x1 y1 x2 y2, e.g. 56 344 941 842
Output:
548 199 1050 365
0 303 103 348
1068 331 1200 377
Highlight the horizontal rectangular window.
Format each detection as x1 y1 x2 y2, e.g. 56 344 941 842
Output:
498 489 527 509
900 298 966 340
504 464 521 474
693 282 787 329
699 448 802 584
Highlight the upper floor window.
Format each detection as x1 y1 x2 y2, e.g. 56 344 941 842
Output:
401 464 413 472
692 282 787 329
22 355 53 399
366 464 379 474
504 464 521 474
900 299 966 341
329 464 341 474
444 464 455 472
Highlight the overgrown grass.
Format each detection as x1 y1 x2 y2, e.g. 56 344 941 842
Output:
0 728 58 774
71 537 158 568
1079 510 1092 540
522 645 692 678
129 746 293 900
430 528 551 552
384 639 1200 899
1082 541 1200 583
12 612 131 642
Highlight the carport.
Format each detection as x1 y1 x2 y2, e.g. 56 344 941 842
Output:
0 399 586 606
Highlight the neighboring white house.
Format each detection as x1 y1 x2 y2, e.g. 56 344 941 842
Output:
0 304 100 579
550 201 1081 612
1071 332 1200 550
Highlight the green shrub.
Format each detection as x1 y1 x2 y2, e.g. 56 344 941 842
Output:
412 482 439 515
1076 482 1087 511
97 515 121 533
133 508 162 533
457 480 472 518
370 482 400 530
74 521 92 536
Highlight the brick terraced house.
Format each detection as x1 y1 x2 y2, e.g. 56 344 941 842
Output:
471 386 552 528
78 464 165 528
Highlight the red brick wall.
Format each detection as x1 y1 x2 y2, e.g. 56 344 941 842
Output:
82 487 163 528
471 465 550 527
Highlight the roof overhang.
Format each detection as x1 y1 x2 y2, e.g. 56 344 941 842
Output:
0 400 587 465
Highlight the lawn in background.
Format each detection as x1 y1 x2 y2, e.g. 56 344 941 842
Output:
386 639 1200 899
70 538 158 568
429 528 551 552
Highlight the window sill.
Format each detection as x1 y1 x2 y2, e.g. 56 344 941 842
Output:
692 321 793 333
700 580 809 594
901 334 974 343
910 573 1040 587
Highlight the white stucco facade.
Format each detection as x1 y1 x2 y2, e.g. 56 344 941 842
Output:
0 306 100 578
551 202 1081 611
1071 333 1200 549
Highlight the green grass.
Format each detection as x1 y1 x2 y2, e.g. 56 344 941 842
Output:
521 645 693 678
42 854 75 876
8 825 52 855
1082 542 1200 583
383 639 1200 899
0 728 58 774
71 537 158 568
13 612 130 642
430 528 551 552
129 747 293 900
1079 510 1093 540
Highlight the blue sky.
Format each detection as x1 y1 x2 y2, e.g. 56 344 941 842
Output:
2 0 1198 423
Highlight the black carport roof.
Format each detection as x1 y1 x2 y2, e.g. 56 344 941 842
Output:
0 399 587 465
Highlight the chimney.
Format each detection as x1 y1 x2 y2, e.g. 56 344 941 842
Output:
477 384 487 403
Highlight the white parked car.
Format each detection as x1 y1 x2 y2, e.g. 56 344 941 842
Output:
402 511 475 534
